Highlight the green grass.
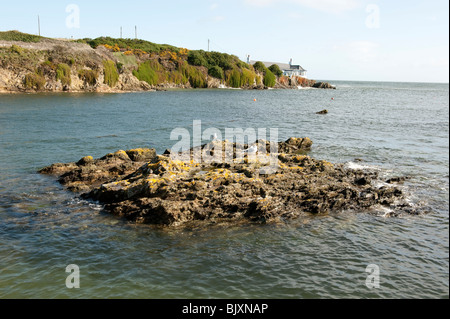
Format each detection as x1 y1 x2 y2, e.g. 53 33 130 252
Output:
133 60 161 86
0 30 44 43
112 52 138 68
78 37 179 54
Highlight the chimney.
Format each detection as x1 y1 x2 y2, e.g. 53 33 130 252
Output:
289 58 293 67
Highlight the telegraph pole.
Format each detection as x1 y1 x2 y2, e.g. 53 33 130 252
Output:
135 26 137 39
38 15 40 36
208 39 210 52
120 26 122 38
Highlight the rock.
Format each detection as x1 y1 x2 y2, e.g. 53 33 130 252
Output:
386 177 409 184
126 148 157 162
40 148 158 193
39 137 417 227
316 109 328 115
313 82 336 89
77 156 94 166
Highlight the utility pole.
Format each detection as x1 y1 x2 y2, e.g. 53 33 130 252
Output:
135 26 137 40
208 39 210 52
38 15 40 36
120 26 122 38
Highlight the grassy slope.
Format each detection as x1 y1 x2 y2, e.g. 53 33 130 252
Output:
0 30 45 42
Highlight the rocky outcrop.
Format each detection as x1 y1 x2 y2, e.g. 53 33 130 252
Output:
39 138 417 227
313 82 336 89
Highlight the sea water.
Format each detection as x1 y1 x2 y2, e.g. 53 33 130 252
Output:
0 81 448 298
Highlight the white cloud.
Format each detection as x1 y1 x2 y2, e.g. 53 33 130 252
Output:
244 0 361 14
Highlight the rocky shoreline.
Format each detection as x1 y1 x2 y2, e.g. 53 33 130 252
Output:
39 138 418 227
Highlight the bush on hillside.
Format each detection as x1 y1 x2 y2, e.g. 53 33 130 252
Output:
208 65 224 80
263 69 276 87
253 61 267 74
187 51 208 68
78 69 98 86
24 73 46 90
56 63 71 86
268 64 283 77
227 69 241 88
103 60 119 87
240 68 256 87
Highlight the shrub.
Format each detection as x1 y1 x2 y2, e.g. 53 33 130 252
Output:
56 63 71 86
240 68 256 87
173 62 207 88
24 73 46 90
227 69 241 88
10 44 23 54
133 60 167 86
103 60 119 87
116 62 124 73
187 51 208 68
256 75 262 86
253 61 267 74
268 64 283 77
263 69 276 87
78 69 98 86
208 66 224 80
187 65 207 88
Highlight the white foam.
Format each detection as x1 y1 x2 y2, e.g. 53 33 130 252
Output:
345 161 380 171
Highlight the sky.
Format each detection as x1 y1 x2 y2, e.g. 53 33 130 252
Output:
1 0 448 83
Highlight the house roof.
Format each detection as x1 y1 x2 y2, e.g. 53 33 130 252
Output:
249 60 307 72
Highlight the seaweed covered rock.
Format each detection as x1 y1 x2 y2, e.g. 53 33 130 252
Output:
39 148 157 193
39 138 415 226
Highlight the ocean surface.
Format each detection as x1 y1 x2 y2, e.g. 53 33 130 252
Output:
0 81 448 299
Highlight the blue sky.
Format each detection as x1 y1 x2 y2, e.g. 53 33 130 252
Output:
1 0 448 82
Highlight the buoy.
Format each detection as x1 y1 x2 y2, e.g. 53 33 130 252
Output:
331 98 335 100
253 99 257 102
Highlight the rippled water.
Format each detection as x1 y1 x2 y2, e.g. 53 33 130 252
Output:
0 82 448 298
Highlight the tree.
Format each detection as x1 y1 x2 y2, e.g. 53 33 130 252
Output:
253 61 267 74
268 64 283 77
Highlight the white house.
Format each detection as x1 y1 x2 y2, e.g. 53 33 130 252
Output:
248 58 307 78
